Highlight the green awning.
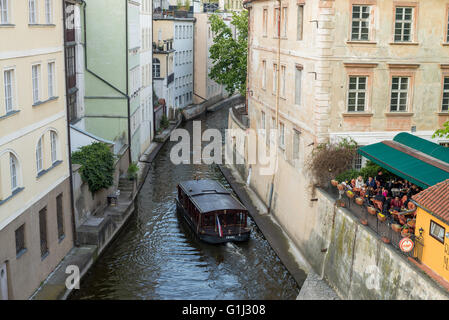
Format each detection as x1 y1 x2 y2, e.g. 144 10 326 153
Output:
358 133 449 189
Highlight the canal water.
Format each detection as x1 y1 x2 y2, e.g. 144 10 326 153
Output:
70 105 300 300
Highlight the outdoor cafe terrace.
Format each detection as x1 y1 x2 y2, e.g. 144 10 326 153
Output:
324 132 449 260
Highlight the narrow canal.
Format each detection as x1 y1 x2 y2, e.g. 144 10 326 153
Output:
70 104 300 300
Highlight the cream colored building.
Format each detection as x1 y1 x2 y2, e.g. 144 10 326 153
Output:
0 0 73 299
242 0 449 267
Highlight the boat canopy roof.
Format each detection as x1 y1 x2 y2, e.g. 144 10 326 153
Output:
178 180 247 214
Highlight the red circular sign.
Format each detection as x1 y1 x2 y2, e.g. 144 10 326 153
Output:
399 237 414 253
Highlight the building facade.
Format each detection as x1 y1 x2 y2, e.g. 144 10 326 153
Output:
0 0 74 299
242 0 449 264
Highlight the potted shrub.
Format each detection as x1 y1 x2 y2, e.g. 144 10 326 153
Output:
407 219 416 228
336 199 345 207
377 212 387 222
127 162 139 181
391 224 402 233
346 190 355 198
381 236 391 244
355 197 364 205
367 206 377 215
360 218 368 226
401 226 412 238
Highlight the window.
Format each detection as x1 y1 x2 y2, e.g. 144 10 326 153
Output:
4 69 14 113
442 77 449 112
394 7 413 42
39 207 48 258
32 64 40 104
65 46 76 88
348 76 367 112
0 0 9 24
279 122 285 148
29 0 37 24
261 111 266 130
48 62 55 98
353 150 363 170
297 5 304 40
9 153 18 191
262 60 266 89
351 5 370 41
293 129 300 160
36 137 43 173
68 93 77 123
263 8 268 36
390 77 409 111
50 131 57 164
56 194 64 240
281 7 288 38
295 66 302 105
274 7 280 37
153 58 160 78
430 220 445 243
45 0 52 24
281 65 286 97
15 224 26 257
273 63 278 94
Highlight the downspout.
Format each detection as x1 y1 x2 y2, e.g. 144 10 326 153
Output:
267 0 281 215
81 1 131 162
126 0 132 163
63 0 78 247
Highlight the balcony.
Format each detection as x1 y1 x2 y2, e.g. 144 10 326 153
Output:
153 7 194 19
167 73 174 85
203 3 219 12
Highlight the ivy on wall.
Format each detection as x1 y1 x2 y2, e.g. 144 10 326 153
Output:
72 142 115 194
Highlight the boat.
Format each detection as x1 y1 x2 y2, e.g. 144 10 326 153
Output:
176 179 251 244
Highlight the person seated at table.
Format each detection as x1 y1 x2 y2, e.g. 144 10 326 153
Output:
350 178 356 189
355 176 364 188
402 194 410 209
366 176 376 188
382 187 388 197
390 196 403 211
374 190 386 203
375 170 385 186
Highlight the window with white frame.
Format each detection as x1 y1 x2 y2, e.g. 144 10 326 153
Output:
45 0 52 24
347 76 367 112
442 77 449 112
4 69 15 113
274 7 280 37
279 122 285 149
390 77 409 111
295 66 302 105
394 7 413 42
281 7 288 38
281 65 286 97
261 110 266 131
153 58 160 78
32 64 40 104
263 8 268 36
430 220 445 243
262 60 266 89
47 62 55 98
36 137 43 173
351 5 370 41
273 63 278 94
29 0 37 24
50 131 57 164
293 129 300 160
0 0 9 24
10 153 18 191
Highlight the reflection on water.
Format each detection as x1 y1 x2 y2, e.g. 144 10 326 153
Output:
70 106 299 300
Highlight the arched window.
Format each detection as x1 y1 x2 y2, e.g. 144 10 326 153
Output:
152 58 160 78
36 137 43 173
9 153 18 191
50 131 58 164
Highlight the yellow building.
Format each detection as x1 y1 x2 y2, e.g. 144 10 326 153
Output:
0 0 73 299
413 179 449 283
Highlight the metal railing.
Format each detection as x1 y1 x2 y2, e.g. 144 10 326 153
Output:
324 182 419 259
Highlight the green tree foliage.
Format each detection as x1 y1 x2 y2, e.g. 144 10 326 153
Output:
433 120 449 139
208 11 248 96
72 142 115 194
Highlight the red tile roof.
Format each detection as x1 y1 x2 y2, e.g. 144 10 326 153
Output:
413 179 449 223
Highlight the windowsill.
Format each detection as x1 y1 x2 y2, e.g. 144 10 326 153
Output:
0 187 24 207
36 160 62 179
442 43 449 46
389 42 419 46
32 96 58 107
437 112 449 116
28 23 56 27
384 112 414 117
0 23 15 27
342 112 373 117
346 41 377 45
0 110 20 120
16 248 27 260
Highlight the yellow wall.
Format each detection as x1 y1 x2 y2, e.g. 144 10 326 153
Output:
415 207 449 282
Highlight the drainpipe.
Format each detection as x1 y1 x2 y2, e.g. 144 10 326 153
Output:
126 0 132 163
63 0 78 247
82 1 132 162
267 0 281 215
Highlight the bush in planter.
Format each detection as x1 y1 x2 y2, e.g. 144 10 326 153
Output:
127 162 139 181
160 115 169 129
72 142 115 194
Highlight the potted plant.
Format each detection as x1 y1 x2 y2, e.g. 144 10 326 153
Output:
355 197 364 205
367 206 377 215
407 219 416 228
346 190 355 198
401 226 412 238
391 223 402 233
336 199 345 207
127 162 139 181
381 236 391 244
377 212 387 222
360 218 368 226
